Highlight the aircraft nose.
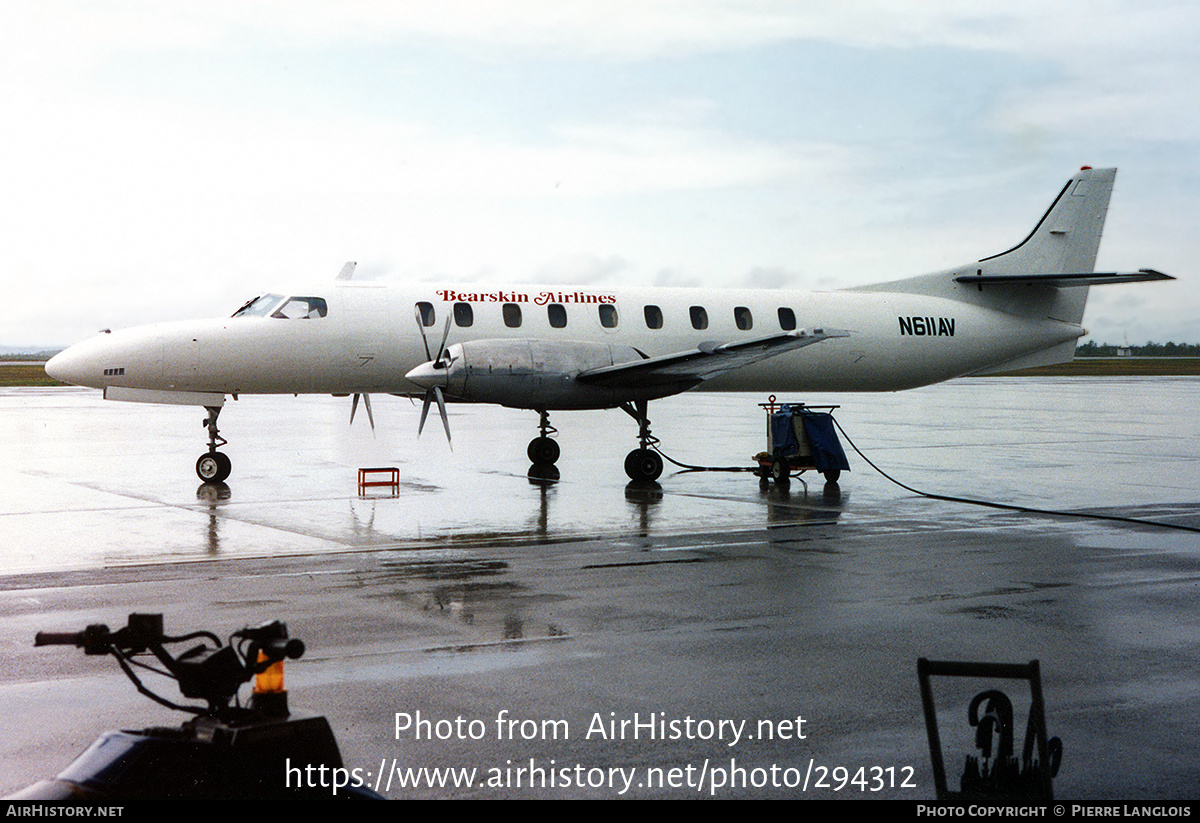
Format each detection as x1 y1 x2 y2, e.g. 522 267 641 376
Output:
44 350 68 382
46 341 100 387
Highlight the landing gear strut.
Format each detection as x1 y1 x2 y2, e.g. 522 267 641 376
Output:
196 405 231 483
621 399 663 482
527 410 560 464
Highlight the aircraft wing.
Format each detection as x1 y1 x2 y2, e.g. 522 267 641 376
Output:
577 328 849 389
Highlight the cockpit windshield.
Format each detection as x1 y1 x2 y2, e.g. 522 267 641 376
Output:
233 294 283 317
232 294 327 319
272 296 328 319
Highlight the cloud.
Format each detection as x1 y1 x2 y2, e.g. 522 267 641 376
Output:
6 1 1192 64
532 254 633 285
3 2 1198 346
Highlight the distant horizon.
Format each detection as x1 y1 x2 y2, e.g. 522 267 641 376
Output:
0 347 63 358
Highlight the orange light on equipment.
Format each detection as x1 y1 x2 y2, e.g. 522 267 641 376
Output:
253 650 286 694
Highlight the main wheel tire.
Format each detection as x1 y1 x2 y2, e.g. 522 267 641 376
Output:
624 448 663 482
196 451 231 483
823 469 841 484
527 436 560 465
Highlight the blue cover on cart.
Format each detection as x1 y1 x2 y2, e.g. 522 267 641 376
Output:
799 412 851 473
771 406 800 456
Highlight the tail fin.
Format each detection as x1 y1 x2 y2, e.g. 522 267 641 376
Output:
852 167 1169 327
981 166 1114 279
971 166 1113 324
847 167 1172 373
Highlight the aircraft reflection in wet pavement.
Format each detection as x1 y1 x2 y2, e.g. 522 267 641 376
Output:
47 167 1171 483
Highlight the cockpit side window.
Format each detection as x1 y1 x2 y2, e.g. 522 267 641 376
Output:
272 296 328 319
232 294 284 317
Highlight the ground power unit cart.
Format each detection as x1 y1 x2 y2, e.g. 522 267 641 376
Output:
756 399 850 487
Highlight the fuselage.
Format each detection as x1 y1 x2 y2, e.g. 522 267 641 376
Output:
47 279 1083 402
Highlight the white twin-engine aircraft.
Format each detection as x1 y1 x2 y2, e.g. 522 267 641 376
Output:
46 166 1170 483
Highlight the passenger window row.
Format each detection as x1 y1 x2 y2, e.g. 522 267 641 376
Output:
415 302 799 333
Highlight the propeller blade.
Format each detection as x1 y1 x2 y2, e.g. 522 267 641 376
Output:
411 305 452 449
433 386 452 449
416 388 452 449
363 393 375 431
350 392 376 431
435 315 452 365
414 304 432 361
418 391 432 437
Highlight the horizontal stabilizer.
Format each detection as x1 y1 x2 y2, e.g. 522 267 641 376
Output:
579 328 849 389
953 269 1173 288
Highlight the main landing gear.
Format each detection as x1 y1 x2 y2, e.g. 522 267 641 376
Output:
196 405 231 483
525 404 663 483
526 410 561 482
621 399 663 483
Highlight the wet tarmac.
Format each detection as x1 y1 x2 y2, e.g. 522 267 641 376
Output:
1 378 1198 798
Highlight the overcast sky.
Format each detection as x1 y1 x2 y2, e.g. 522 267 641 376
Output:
4 1 1196 348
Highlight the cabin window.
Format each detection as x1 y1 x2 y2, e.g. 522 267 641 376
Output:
778 307 796 331
644 305 663 330
547 303 567 328
453 302 474 327
416 302 435 327
272 296 328 319
690 306 708 330
734 306 753 330
503 303 522 328
599 304 618 328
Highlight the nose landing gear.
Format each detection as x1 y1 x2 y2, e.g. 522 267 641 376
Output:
527 410 561 465
196 405 231 483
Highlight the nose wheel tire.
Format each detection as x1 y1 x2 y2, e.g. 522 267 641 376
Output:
196 451 231 483
527 436 560 465
624 448 663 482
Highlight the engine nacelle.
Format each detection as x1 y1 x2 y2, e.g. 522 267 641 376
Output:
415 339 679 410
